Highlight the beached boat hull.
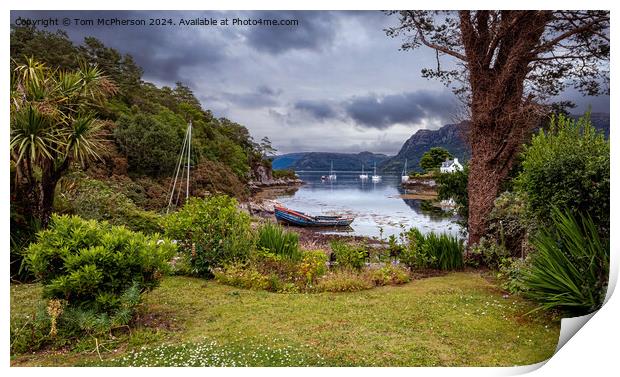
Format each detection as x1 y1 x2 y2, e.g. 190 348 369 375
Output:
274 206 354 227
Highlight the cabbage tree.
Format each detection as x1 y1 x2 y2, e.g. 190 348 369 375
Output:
10 58 117 227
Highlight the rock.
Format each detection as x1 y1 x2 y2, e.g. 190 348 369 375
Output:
247 199 281 214
252 163 273 183
248 178 304 188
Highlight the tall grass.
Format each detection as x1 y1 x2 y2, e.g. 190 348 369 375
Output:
257 222 301 261
424 232 464 270
523 209 609 315
397 228 464 270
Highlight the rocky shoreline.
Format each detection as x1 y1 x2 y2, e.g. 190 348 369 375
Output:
248 177 304 190
401 176 438 197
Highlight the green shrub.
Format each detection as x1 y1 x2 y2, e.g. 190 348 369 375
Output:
330 240 368 270
272 169 297 180
315 270 374 292
24 215 175 314
114 111 184 176
163 196 254 278
250 249 299 281
18 215 175 352
419 147 453 172
257 222 301 261
467 237 511 269
216 249 327 292
213 262 297 293
55 174 163 234
522 209 609 315
387 234 403 259
297 250 328 285
367 264 411 286
486 191 533 258
398 228 434 269
497 257 530 295
214 264 275 291
515 113 609 237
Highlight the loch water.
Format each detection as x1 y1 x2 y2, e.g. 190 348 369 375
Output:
275 171 462 239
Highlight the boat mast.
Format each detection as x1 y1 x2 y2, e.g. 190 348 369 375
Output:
166 121 192 213
186 120 192 199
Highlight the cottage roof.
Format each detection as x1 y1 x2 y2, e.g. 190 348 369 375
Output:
441 159 455 168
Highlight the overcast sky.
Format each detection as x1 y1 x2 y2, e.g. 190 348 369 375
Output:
11 10 610 155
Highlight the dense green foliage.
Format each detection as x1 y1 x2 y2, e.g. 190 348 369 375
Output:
423 232 464 270
393 228 433 269
436 165 469 222
55 173 163 234
391 228 464 270
163 196 254 277
272 169 297 180
419 147 453 172
486 192 533 258
114 111 184 176
257 222 301 261
522 209 609 315
10 57 115 232
10 27 270 276
214 249 328 293
24 215 175 311
515 114 609 236
15 214 175 352
329 240 368 270
466 237 511 270
474 115 610 317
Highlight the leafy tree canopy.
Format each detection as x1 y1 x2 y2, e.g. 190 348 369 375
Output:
419 147 453 172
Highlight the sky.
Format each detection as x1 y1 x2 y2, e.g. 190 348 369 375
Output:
10 10 610 155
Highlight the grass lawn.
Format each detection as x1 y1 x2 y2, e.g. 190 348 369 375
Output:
10 271 560 367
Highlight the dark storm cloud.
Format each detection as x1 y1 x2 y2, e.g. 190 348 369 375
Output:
294 100 338 120
10 10 609 154
242 11 340 54
344 90 454 129
222 85 283 108
11 10 231 82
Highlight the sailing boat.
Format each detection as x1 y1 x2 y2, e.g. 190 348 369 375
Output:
328 161 337 180
371 162 381 182
401 159 409 183
359 163 368 179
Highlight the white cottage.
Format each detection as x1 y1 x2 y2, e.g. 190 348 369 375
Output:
440 158 463 173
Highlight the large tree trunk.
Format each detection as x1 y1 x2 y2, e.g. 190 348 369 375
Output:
37 178 58 229
466 120 519 245
460 11 549 246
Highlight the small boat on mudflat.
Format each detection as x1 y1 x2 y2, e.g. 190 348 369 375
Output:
274 205 354 227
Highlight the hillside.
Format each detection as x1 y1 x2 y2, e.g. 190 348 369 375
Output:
272 151 389 171
10 26 271 211
270 153 307 170
381 112 609 173
379 122 470 173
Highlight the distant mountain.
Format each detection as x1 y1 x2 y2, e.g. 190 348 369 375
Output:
271 151 390 171
380 112 609 173
379 122 470 173
270 153 306 170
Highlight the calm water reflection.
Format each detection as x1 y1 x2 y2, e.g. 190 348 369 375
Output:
276 171 461 239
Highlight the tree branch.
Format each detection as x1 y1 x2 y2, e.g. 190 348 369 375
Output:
533 16 609 54
407 11 468 61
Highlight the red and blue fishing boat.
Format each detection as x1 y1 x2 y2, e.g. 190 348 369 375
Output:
274 205 354 227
